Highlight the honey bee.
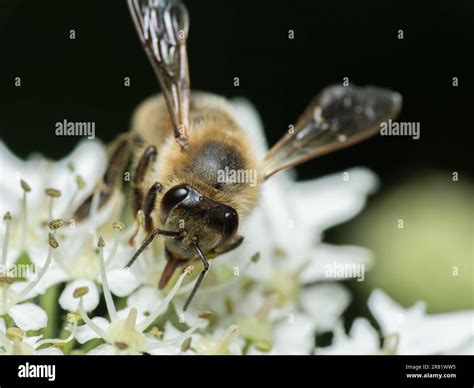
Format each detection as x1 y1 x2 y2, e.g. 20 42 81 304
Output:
74 0 401 310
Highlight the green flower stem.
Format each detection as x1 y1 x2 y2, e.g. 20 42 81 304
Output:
59 327 76 355
39 284 60 339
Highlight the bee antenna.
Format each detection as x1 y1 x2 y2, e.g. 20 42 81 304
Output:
126 228 182 268
183 243 210 311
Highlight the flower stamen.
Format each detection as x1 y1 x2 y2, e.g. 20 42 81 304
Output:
176 252 258 296
216 324 240 354
61 174 85 219
382 333 399 355
146 325 200 351
35 316 78 348
2 212 12 314
19 181 30 249
45 188 61 220
77 296 109 340
98 236 117 321
15 233 57 303
138 267 192 332
105 222 124 266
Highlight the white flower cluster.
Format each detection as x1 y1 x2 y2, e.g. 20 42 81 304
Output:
1 100 472 355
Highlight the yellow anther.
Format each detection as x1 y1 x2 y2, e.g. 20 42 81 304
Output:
73 287 89 298
181 337 192 352
114 342 129 350
45 188 61 198
48 219 65 230
97 236 106 248
48 233 59 249
75 175 85 190
112 221 125 231
20 180 31 192
149 327 163 340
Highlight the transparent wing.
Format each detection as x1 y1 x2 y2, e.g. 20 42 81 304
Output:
262 85 402 179
128 0 191 149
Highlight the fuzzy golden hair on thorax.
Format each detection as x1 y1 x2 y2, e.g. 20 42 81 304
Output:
154 108 261 220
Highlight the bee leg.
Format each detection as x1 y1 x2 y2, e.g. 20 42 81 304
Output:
131 145 157 216
183 244 210 311
73 135 130 221
131 186 143 221
127 230 182 269
128 146 159 244
142 182 163 232
208 235 244 257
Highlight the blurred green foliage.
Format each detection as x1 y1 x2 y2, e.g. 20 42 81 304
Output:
334 171 473 313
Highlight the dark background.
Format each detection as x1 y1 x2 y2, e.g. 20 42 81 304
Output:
1 0 473 184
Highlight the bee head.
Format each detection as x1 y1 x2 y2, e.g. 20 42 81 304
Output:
160 184 239 258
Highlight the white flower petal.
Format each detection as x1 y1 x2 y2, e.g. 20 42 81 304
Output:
300 243 373 283
147 346 184 355
234 210 279 282
368 289 419 335
87 343 118 355
59 280 99 312
290 167 379 232
146 322 195 355
28 244 53 267
60 140 107 193
249 313 315 355
442 337 474 355
31 266 69 296
230 98 268 157
48 140 107 214
127 287 163 314
75 317 110 344
35 347 64 355
235 175 311 282
107 268 140 297
90 193 124 230
161 322 184 341
0 179 20 216
273 313 316 355
9 303 48 331
0 241 21 267
0 317 6 333
116 307 147 325
369 289 474 355
300 283 351 332
259 176 306 255
23 335 43 346
0 142 47 214
397 311 474 355
317 319 380 355
235 289 266 316
12 267 68 301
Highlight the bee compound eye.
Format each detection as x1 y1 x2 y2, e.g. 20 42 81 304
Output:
161 185 189 217
221 207 239 243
